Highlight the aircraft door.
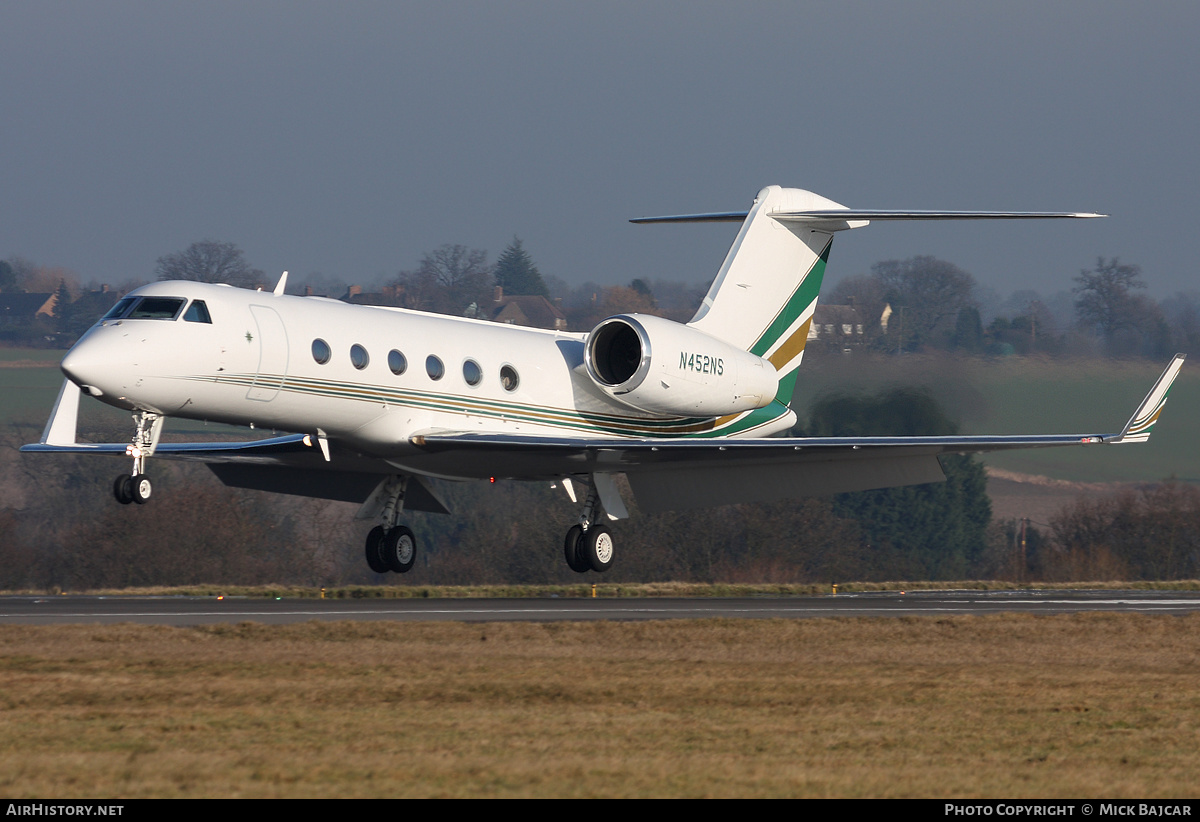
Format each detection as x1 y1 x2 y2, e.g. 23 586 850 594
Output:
246 305 289 402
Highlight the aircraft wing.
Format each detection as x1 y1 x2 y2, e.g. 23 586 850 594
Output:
404 430 1097 512
21 432 318 463
407 354 1185 512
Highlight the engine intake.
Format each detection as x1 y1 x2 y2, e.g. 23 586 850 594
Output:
584 314 778 417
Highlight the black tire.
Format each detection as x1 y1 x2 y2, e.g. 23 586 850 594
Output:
582 524 614 573
382 526 416 573
564 524 589 573
130 474 152 505
365 526 388 574
113 475 133 505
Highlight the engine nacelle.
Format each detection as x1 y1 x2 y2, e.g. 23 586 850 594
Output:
584 314 778 416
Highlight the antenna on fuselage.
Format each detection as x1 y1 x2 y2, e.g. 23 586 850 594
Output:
273 271 289 296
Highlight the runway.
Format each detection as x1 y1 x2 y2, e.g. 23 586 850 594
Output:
1 589 1198 625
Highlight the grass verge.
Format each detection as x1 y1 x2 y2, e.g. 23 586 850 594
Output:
7 579 1200 599
0 613 1197 798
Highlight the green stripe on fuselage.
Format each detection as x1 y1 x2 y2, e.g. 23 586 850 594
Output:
191 372 715 438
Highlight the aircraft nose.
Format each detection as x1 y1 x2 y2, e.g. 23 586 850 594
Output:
61 337 116 397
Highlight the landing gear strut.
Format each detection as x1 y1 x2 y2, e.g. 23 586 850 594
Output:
364 476 418 574
112 411 161 506
562 480 614 573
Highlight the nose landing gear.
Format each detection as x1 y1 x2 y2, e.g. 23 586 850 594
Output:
112 412 161 506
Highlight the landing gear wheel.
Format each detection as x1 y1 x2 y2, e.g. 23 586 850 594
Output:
381 526 416 573
130 474 152 504
365 526 388 574
582 524 614 573
564 524 589 573
113 475 134 505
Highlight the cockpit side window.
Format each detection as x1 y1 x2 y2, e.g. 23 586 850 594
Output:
102 297 138 320
183 300 212 323
127 297 186 320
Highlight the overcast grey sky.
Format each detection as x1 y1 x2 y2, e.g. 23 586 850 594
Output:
2 1 1197 300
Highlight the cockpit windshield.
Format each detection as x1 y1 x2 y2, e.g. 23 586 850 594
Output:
127 297 186 319
102 297 138 320
103 296 187 322
183 300 212 323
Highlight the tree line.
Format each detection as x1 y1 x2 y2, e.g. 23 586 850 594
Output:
6 235 1195 357
827 255 1197 359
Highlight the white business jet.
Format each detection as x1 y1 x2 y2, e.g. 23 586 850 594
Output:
23 186 1185 575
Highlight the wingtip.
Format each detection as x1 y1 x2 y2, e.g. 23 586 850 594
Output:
1112 355 1186 443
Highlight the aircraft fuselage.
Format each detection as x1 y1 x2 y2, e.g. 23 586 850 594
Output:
61 281 738 465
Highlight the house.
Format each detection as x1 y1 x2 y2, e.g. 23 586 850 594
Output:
490 287 567 331
807 303 867 349
0 293 56 325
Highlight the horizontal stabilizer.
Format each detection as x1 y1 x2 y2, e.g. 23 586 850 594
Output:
633 208 1105 232
630 212 749 224
774 209 1106 221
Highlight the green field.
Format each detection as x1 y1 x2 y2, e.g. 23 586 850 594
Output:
5 349 1197 483
797 354 1200 484
0 351 73 424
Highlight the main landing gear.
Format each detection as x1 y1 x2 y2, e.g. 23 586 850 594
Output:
563 480 614 574
365 476 418 574
112 412 162 506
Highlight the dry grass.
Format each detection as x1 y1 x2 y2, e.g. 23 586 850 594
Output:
18 579 1200 599
0 613 1198 798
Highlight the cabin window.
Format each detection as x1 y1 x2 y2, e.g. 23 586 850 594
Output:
388 349 407 376
462 359 483 387
183 300 212 323
312 339 332 365
127 297 185 320
500 364 519 392
426 355 445 381
350 344 370 370
102 297 138 320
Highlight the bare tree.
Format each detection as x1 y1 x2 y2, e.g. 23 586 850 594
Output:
1072 257 1147 349
155 240 263 289
395 244 491 316
869 256 976 350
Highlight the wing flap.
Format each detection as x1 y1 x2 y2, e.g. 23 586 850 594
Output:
408 431 1109 478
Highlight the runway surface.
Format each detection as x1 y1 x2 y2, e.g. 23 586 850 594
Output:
1 589 1198 626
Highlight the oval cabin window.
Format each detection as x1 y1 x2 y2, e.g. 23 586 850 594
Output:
463 359 483 387
426 355 445 381
388 349 408 375
500 364 519 392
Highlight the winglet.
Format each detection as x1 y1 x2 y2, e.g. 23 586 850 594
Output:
41 379 81 446
1109 354 1186 444
273 270 289 296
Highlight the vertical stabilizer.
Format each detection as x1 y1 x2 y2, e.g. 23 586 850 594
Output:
688 186 855 406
